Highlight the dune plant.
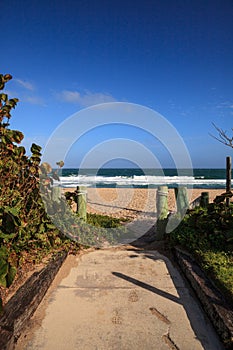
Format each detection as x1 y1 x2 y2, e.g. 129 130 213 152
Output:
168 202 233 303
169 203 233 251
0 75 69 305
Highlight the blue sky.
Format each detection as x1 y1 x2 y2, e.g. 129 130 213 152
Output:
1 0 233 168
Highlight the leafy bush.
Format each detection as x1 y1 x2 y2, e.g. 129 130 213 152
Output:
197 250 233 305
0 74 76 302
168 202 233 303
169 203 233 252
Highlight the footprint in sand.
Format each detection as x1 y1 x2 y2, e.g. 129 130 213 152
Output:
111 309 123 324
128 290 139 302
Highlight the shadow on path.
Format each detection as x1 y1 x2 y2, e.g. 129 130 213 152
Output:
112 271 181 304
112 246 224 350
88 200 156 217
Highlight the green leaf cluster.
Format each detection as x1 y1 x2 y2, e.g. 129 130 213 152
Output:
87 213 129 228
0 247 17 288
169 203 233 251
168 202 233 304
0 75 79 311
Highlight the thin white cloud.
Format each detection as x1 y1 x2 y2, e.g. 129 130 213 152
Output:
4 89 45 106
15 79 35 91
216 101 233 109
4 81 45 106
24 96 46 106
58 89 117 107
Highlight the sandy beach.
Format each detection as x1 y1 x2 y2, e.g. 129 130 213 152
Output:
63 187 225 220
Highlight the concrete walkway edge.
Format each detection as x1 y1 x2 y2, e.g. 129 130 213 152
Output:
0 252 67 350
174 247 233 348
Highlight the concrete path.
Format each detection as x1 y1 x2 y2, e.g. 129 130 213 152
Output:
16 247 223 350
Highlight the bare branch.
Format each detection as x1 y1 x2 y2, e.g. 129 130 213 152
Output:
210 123 233 148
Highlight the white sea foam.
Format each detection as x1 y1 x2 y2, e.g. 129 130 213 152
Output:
55 175 226 188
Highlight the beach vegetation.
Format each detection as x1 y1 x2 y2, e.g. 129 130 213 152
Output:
168 202 233 304
0 74 79 311
87 213 129 228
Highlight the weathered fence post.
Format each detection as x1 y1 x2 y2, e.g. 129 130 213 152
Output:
175 186 189 215
200 192 209 208
75 186 87 222
156 185 168 218
226 156 231 207
156 186 168 240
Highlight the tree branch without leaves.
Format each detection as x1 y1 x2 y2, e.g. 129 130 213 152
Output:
210 123 233 148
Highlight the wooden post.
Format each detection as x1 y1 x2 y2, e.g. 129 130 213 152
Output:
200 192 209 208
226 156 231 207
156 186 168 240
156 186 168 219
76 186 87 222
175 187 189 215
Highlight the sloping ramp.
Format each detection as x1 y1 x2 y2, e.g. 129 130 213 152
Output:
16 248 223 350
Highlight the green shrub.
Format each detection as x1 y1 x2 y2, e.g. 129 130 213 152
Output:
168 202 233 303
197 250 233 305
169 203 233 252
87 213 129 228
0 74 75 301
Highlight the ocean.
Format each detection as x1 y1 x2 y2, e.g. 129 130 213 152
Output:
55 168 231 189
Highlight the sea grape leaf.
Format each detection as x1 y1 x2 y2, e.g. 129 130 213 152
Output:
3 74 12 82
0 260 8 287
0 93 8 102
0 260 8 275
4 206 20 217
2 207 21 233
31 143 42 154
40 162 52 174
0 275 7 288
7 99 19 109
16 146 26 156
0 232 16 240
12 130 24 143
56 160 64 168
6 265 17 287
46 223 56 230
31 154 41 160
39 223 45 233
0 246 9 258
